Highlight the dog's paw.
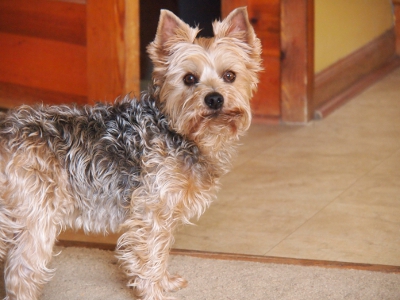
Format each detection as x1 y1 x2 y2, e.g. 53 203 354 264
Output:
162 272 188 292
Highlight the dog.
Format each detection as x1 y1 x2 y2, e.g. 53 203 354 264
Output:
0 7 261 300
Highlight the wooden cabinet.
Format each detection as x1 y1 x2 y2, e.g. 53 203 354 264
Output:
0 0 140 108
0 0 316 123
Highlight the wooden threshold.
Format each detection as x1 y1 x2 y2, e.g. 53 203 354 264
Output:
170 249 400 274
56 240 400 274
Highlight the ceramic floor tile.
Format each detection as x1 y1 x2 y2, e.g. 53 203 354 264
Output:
231 123 300 168
267 202 400 266
267 150 400 266
174 143 367 254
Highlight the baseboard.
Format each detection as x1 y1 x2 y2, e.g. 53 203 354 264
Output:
314 56 400 119
314 28 397 119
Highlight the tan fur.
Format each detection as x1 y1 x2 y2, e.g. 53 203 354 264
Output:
0 7 261 300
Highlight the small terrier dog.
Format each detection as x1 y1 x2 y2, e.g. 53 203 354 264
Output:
0 7 261 300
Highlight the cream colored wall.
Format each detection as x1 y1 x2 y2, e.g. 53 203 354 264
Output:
315 0 394 73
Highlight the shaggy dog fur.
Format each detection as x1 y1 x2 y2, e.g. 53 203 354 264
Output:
0 7 261 300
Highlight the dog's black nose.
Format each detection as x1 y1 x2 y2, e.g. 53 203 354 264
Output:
204 92 224 110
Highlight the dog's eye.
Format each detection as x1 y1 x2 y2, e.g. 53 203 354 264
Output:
183 74 198 86
222 71 236 83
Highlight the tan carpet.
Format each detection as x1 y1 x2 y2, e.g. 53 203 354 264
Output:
1 247 400 299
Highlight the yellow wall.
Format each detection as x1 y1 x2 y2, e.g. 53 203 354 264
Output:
315 0 394 73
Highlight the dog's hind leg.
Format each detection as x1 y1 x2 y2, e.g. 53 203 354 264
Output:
0 205 19 262
3 218 58 300
0 210 11 261
1 150 72 300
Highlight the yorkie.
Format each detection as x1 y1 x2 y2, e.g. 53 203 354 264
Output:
0 7 261 300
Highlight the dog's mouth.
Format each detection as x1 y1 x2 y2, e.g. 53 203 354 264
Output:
186 107 250 137
204 107 250 126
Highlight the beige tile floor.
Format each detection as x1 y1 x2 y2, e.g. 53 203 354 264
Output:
173 67 400 267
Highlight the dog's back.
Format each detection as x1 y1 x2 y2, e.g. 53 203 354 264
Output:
0 95 185 234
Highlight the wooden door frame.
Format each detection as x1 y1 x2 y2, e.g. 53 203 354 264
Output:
280 0 314 123
222 0 314 124
87 0 140 103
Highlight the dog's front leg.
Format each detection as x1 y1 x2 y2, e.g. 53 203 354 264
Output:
116 216 186 300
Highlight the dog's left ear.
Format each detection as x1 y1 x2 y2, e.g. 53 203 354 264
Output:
154 10 199 48
213 7 259 49
148 10 199 59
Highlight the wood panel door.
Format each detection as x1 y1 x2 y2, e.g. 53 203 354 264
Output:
0 0 140 108
222 0 281 121
222 0 314 123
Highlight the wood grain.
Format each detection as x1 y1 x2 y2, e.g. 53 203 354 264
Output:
252 55 280 118
221 0 247 17
280 0 314 123
249 0 281 118
0 0 86 45
0 32 87 96
222 0 281 119
86 0 140 103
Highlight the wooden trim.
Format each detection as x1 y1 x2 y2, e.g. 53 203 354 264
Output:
280 0 314 123
86 0 140 103
171 249 400 274
55 240 400 274
314 28 396 117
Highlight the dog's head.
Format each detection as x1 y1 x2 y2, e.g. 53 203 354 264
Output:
147 7 262 149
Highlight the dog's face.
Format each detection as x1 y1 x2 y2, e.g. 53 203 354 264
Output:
147 8 262 147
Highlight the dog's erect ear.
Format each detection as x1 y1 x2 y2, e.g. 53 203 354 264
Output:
213 7 262 95
147 10 200 91
151 10 199 50
213 7 257 46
